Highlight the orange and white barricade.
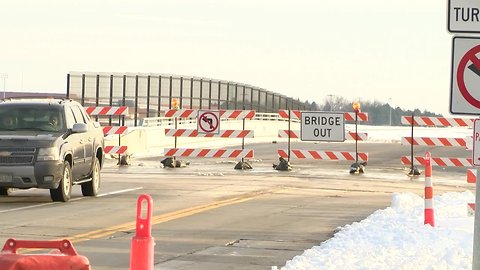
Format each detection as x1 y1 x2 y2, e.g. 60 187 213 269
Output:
277 110 369 164
278 150 368 162
163 109 255 161
86 106 129 156
0 239 90 270
401 115 474 175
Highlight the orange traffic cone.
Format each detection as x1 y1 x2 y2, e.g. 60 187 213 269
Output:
130 194 155 270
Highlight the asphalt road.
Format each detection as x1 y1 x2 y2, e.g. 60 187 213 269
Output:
0 142 473 269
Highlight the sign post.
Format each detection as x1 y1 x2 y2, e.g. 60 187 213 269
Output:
473 119 480 270
447 3 480 267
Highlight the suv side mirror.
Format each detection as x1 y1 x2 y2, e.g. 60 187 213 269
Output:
72 123 88 133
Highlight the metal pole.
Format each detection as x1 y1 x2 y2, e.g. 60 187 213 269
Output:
355 111 358 164
288 109 291 162
411 113 414 173
241 117 245 163
473 168 480 269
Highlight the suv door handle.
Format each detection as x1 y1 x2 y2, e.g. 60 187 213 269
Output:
88 137 92 142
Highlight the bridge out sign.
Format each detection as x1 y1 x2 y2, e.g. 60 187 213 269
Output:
301 112 345 142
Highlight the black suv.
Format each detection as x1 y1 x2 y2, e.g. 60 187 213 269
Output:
0 98 105 202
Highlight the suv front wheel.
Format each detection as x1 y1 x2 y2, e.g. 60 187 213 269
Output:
50 161 72 202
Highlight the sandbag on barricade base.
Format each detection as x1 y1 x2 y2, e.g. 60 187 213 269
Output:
161 157 190 168
0 238 90 270
408 166 421 176
234 160 253 170
273 157 292 171
349 162 367 174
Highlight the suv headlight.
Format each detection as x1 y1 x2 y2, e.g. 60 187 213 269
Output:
37 147 60 161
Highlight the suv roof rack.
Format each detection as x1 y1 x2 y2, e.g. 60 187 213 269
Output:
1 96 71 103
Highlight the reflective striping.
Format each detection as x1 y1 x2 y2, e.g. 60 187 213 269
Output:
86 106 129 116
220 110 255 119
467 169 476 183
278 149 368 161
343 112 368 122
278 130 300 139
424 152 434 226
102 126 128 136
401 156 472 167
425 199 434 209
164 109 255 119
278 110 368 122
164 109 196 118
165 129 254 138
104 146 128 154
278 110 302 119
277 130 367 141
163 148 254 158
401 137 467 147
401 116 473 127
345 132 368 141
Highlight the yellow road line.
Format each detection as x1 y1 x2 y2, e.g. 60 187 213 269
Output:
67 189 279 244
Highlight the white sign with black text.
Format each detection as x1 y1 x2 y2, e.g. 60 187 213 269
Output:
301 112 345 142
473 119 480 166
448 0 480 33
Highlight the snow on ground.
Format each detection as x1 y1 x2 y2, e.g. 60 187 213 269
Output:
271 125 477 270
273 192 476 270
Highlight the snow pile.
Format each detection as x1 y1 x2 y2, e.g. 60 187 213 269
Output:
275 191 476 270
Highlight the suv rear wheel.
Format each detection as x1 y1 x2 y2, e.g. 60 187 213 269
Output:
81 157 100 196
50 161 72 202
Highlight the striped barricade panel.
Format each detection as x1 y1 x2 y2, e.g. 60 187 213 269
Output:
401 137 467 147
163 148 254 158
401 116 474 127
278 130 300 139
343 112 368 122
277 130 367 141
278 110 368 122
467 169 476 183
86 106 129 116
165 129 254 138
278 149 368 162
104 146 128 155
278 110 302 120
164 109 255 119
103 126 128 136
401 156 472 167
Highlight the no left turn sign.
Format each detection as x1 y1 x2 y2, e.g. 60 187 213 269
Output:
450 36 480 115
197 110 220 134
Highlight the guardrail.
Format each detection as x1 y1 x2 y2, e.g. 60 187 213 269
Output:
139 113 296 127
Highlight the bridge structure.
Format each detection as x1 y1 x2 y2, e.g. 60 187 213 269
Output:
66 72 315 127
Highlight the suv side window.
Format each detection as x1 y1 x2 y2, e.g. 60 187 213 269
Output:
71 106 87 124
65 107 76 129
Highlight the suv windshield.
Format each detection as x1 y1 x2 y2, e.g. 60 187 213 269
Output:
0 105 65 132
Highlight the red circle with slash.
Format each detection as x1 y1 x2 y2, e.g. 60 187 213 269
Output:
457 44 480 109
198 111 219 133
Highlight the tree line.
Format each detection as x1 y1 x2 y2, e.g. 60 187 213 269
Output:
304 96 442 126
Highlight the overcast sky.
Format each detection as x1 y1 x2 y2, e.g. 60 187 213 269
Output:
0 0 454 115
